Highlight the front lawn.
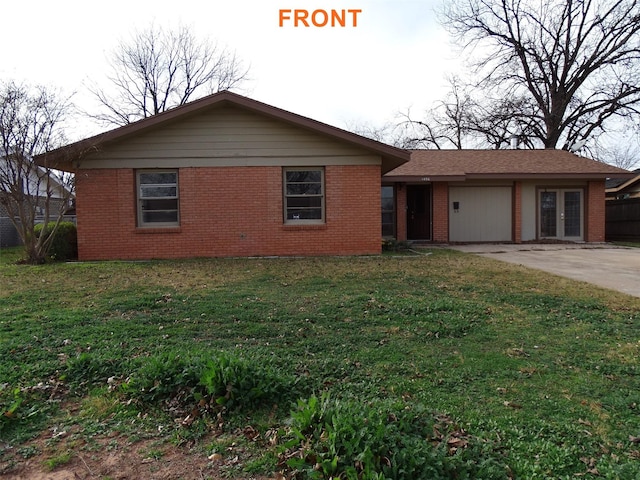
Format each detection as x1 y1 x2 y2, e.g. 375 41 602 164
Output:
1 250 639 479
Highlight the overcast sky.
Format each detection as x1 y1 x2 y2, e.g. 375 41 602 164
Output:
1 0 461 140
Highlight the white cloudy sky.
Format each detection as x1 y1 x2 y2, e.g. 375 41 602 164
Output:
1 0 461 140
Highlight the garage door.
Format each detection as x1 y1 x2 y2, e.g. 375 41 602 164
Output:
449 186 512 242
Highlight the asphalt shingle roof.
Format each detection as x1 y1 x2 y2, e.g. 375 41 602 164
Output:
385 149 633 180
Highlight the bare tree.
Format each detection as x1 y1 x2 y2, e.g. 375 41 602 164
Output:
593 134 640 169
89 23 250 126
441 0 640 150
0 80 75 264
406 78 471 149
401 76 525 149
347 119 424 149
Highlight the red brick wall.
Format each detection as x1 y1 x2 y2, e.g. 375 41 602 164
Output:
75 165 382 260
432 182 449 243
586 180 605 242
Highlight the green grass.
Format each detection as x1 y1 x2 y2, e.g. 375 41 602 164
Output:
1 249 639 478
613 241 640 248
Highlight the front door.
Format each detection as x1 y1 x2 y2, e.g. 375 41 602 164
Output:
407 185 431 240
539 189 584 241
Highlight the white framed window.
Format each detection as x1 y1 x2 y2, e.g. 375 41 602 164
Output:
283 168 325 223
136 170 179 227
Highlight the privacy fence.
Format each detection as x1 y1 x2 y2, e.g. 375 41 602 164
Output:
606 198 640 242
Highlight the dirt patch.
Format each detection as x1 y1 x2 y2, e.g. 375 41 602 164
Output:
1 435 273 480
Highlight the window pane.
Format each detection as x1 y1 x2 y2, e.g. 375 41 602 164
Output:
381 186 394 199
540 191 557 237
286 208 322 220
142 211 179 223
139 172 177 184
564 191 581 237
286 183 322 195
286 170 321 183
286 197 322 208
142 199 178 211
141 185 178 198
382 212 394 224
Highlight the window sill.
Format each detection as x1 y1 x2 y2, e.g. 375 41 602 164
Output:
282 223 327 231
135 227 182 234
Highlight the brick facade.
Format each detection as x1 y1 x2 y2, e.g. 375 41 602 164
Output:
586 180 605 242
431 182 449 243
75 165 381 260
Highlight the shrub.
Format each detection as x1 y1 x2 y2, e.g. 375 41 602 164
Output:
282 394 509 480
34 221 78 261
199 353 298 410
64 353 131 393
121 352 204 404
121 351 299 412
382 239 411 252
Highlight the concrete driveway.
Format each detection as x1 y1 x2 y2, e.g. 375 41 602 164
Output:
449 244 640 298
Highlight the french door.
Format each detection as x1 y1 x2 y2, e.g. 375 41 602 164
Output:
539 189 583 241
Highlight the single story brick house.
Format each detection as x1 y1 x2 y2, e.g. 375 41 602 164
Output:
36 91 409 260
37 91 632 260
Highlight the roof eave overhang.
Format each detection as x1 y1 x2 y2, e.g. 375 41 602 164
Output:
467 173 636 180
606 175 640 193
382 175 467 182
383 172 636 183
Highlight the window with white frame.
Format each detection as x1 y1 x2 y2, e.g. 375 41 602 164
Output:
137 170 179 227
283 168 324 223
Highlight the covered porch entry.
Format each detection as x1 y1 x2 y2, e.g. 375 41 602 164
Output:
381 182 448 243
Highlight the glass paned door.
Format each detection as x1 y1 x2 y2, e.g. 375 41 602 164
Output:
563 191 582 237
539 189 583 240
540 191 557 237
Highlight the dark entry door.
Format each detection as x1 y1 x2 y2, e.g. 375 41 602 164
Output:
407 185 431 240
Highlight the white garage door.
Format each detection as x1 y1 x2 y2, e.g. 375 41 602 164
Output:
449 186 513 242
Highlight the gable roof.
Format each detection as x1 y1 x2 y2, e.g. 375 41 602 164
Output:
35 91 410 174
384 149 635 181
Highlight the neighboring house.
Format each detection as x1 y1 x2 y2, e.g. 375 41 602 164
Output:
36 91 633 260
0 156 74 247
605 168 640 200
383 149 633 244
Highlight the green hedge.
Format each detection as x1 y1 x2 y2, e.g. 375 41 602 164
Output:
34 221 78 262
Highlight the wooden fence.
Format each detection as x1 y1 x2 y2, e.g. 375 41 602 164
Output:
606 198 640 241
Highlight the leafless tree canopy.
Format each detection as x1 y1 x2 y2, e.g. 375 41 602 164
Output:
90 24 250 126
399 76 539 150
439 0 640 150
0 80 75 264
593 135 640 169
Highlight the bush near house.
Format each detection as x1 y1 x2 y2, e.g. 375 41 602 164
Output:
33 221 77 262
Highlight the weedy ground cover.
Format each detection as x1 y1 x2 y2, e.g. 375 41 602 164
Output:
1 248 639 479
